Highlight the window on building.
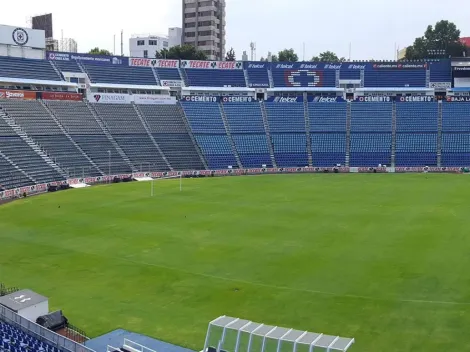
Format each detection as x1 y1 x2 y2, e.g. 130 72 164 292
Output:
186 22 196 28
199 0 213 6
143 50 148 58
163 41 169 47
137 40 145 46
186 32 196 38
185 12 196 18
149 40 158 46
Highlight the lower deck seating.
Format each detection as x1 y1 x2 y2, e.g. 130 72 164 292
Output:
272 133 308 167
395 133 438 166
350 133 392 167
195 135 237 169
0 155 33 190
311 133 346 166
232 134 272 168
0 321 60 352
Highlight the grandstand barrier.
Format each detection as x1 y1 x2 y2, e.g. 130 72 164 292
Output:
0 167 464 201
0 304 94 352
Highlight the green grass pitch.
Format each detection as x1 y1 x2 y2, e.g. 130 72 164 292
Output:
1 174 470 352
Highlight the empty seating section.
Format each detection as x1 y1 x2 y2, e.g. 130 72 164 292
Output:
53 60 82 73
429 61 452 84
155 68 181 81
266 103 308 166
0 118 64 184
309 103 347 166
0 154 31 190
82 62 157 85
0 57 61 81
45 101 131 174
138 105 204 170
0 100 101 177
224 102 271 167
182 102 236 169
184 69 246 87
0 321 60 352
340 69 360 80
92 104 168 171
350 103 392 166
396 102 438 166
442 103 470 166
246 65 270 88
364 69 426 87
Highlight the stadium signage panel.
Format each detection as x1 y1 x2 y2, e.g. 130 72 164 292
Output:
397 96 434 102
160 80 183 88
446 96 470 102
128 58 179 68
181 60 243 70
246 62 268 69
182 95 219 102
372 63 427 69
429 82 452 89
248 83 270 88
41 92 83 101
355 96 392 102
221 96 254 103
134 94 176 105
0 89 36 100
47 51 128 65
87 93 131 104
453 66 470 71
266 96 303 103
310 96 345 102
0 25 45 49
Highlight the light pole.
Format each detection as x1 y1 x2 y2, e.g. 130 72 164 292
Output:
108 150 111 182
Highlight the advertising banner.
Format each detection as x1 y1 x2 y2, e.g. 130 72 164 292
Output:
429 82 452 89
446 96 470 102
265 96 303 103
221 96 255 103
180 60 243 70
41 92 83 101
371 63 427 70
245 62 270 70
310 96 346 103
272 62 342 70
355 96 392 102
181 95 220 103
0 25 45 48
87 93 131 104
129 58 180 68
161 80 183 88
47 51 128 66
134 94 176 105
396 96 434 102
0 89 37 100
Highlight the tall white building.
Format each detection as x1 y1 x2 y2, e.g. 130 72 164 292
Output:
129 28 182 58
182 0 226 60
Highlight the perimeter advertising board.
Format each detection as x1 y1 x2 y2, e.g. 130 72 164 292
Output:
47 51 128 66
0 25 45 48
180 60 243 70
129 58 179 68
0 89 37 100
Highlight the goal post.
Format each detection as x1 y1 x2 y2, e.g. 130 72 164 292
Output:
150 174 183 197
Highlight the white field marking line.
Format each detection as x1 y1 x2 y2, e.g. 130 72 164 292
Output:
115 255 470 306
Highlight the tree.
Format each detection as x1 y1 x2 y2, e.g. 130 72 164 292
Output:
405 20 467 60
278 49 298 62
225 47 236 61
311 51 346 62
89 47 112 56
155 45 207 60
270 55 279 62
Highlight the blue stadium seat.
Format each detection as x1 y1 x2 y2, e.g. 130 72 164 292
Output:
155 68 181 81
272 134 308 167
183 69 246 87
246 63 270 88
53 60 82 73
0 56 61 81
0 321 60 352
311 133 346 166
364 68 426 87
82 62 157 85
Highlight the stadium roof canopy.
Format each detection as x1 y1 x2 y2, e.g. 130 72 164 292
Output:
203 316 355 352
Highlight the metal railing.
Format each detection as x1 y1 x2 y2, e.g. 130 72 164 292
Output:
0 305 95 352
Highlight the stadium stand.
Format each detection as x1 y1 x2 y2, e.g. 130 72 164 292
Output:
182 68 245 87
82 62 157 85
364 67 426 87
350 103 392 166
245 62 270 88
309 102 347 166
0 321 61 352
51 60 82 74
182 102 237 169
0 57 61 81
441 103 470 166
396 102 439 166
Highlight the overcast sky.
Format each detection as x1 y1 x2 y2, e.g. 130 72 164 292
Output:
0 0 469 60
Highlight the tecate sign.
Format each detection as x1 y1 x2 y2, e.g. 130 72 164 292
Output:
129 58 179 68
180 60 243 70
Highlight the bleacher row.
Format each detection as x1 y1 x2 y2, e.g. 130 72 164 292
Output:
0 321 60 352
1 99 470 191
0 56 452 88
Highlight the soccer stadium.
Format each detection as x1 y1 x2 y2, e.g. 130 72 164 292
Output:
1 7 470 352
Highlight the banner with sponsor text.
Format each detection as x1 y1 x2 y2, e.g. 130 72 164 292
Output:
128 58 180 68
160 80 183 88
87 93 132 104
180 60 243 70
41 92 83 101
181 95 220 103
134 94 176 105
0 89 37 100
446 96 470 102
47 51 128 66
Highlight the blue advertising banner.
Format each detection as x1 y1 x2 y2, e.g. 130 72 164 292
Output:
272 62 342 70
396 96 434 102
221 96 255 103
266 96 303 103
244 62 270 70
446 96 470 102
355 96 392 102
309 96 346 102
181 96 220 103
47 51 128 66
